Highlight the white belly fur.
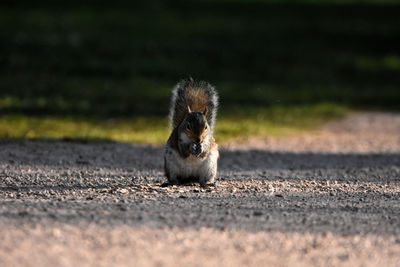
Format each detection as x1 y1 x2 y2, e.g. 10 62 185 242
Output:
165 144 219 184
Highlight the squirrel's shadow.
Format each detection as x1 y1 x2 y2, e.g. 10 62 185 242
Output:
160 181 217 188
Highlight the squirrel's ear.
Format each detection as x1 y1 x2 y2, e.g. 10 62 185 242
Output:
187 105 192 113
202 107 208 117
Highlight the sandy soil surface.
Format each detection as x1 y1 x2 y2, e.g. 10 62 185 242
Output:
228 112 400 153
0 112 399 267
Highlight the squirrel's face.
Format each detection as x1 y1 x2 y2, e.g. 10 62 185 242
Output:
183 111 209 156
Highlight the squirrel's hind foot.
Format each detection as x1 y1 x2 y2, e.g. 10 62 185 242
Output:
161 182 174 187
200 181 218 188
162 180 217 188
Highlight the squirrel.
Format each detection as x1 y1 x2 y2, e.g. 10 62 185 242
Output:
164 78 219 187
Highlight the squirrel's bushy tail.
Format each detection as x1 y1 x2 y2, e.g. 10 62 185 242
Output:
169 78 218 130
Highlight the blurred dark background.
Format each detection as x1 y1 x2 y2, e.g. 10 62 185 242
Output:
1 0 400 118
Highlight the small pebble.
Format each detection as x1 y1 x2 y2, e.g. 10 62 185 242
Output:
268 184 275 193
116 188 128 194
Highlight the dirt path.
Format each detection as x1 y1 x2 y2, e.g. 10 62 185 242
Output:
0 112 399 266
228 112 400 153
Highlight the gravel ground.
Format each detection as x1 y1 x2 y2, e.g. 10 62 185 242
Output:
0 112 399 267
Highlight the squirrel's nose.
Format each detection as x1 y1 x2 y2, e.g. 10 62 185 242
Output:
195 138 200 144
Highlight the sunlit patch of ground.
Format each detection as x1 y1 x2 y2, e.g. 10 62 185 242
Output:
1 225 400 267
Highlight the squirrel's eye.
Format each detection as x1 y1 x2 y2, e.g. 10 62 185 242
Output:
205 125 208 130
186 123 191 130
